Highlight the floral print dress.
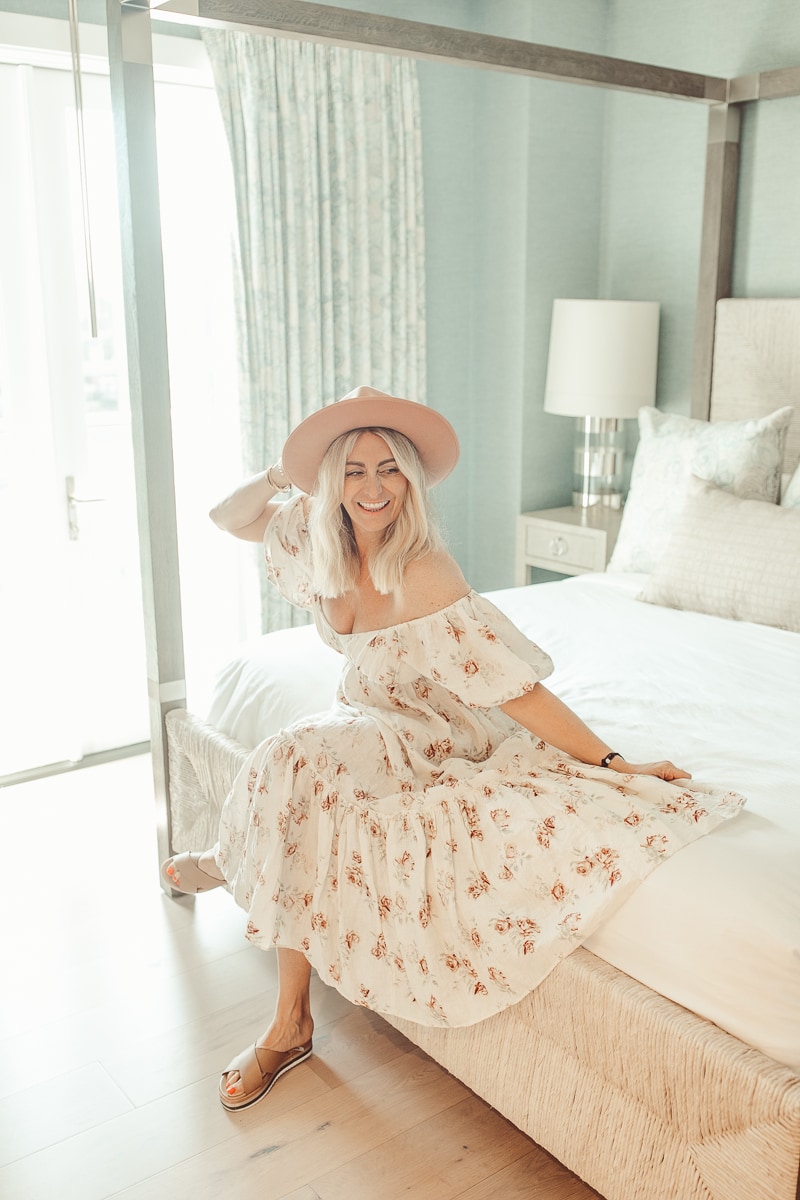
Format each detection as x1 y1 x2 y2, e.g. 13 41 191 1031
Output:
216 495 744 1028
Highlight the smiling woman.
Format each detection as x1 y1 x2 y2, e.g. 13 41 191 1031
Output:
343 435 409 531
316 427 466 635
163 380 743 1115
313 426 432 600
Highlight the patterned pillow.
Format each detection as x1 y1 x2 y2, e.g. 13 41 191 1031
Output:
608 405 794 573
781 463 800 508
641 476 800 631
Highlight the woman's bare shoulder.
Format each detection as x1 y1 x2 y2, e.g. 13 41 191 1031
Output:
400 550 470 619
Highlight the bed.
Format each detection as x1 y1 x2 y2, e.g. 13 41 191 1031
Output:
163 301 800 1199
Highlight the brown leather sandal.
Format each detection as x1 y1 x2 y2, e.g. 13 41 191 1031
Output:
219 1041 313 1111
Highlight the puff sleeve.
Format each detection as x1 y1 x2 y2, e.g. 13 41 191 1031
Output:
352 592 554 709
264 493 316 610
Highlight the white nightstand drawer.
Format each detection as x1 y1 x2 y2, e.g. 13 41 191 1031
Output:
525 524 599 571
515 506 622 585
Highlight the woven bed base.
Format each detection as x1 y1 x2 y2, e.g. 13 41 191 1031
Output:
165 708 249 851
165 708 800 1200
386 954 800 1200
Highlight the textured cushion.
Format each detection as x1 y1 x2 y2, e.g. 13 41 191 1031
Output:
608 405 794 573
781 463 800 508
641 476 800 631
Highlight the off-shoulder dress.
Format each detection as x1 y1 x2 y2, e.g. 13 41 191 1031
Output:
216 495 743 1027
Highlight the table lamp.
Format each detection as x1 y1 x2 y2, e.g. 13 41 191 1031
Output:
543 299 660 508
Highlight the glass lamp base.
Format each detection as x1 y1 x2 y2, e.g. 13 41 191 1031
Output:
572 416 626 509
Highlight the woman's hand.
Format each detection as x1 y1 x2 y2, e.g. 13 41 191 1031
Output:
610 758 691 782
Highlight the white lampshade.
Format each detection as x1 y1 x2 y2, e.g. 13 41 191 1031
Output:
544 299 660 418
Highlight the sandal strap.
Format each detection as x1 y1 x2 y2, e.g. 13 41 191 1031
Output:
222 1043 263 1096
222 1042 312 1098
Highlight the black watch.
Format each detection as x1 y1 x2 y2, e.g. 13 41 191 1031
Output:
600 751 622 769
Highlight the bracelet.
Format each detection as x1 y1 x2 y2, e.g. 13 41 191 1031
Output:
600 751 622 769
266 464 291 493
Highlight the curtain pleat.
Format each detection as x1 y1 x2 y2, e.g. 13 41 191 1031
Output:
202 31 426 631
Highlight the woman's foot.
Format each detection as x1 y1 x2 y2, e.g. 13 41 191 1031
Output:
160 850 227 893
220 1018 314 1111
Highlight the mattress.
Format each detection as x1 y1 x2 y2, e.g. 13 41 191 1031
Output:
205 572 800 1074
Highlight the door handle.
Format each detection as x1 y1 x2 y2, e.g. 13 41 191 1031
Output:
66 475 106 541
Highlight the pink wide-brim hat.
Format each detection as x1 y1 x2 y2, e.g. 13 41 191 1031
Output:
281 385 460 494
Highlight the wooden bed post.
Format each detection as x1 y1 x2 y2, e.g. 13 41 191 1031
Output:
107 0 186 886
691 103 741 419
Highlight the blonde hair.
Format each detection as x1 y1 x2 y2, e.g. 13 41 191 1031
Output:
308 427 444 597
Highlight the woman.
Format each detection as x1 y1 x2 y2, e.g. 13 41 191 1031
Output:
161 385 743 1112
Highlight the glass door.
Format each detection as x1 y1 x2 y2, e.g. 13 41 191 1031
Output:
0 60 148 777
0 17 259 780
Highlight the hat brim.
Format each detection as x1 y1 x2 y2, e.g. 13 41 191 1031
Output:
282 396 460 494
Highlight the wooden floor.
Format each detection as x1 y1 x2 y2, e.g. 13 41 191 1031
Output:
0 756 600 1200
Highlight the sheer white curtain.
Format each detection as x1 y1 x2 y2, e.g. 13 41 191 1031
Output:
201 30 427 630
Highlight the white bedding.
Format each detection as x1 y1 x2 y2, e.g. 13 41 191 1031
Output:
206 572 800 1073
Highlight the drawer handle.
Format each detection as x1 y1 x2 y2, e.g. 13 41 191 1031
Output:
550 536 568 557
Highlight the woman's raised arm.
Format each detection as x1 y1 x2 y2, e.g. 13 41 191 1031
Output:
209 463 291 543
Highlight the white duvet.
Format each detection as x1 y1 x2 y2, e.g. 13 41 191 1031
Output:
207 572 800 1073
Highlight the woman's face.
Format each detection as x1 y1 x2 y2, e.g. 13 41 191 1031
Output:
341 431 408 542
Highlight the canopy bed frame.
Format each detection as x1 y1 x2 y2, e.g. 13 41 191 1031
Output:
104 4 800 1197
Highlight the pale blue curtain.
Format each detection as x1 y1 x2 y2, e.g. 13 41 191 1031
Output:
202 30 427 630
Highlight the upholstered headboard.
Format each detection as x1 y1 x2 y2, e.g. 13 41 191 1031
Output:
710 298 800 473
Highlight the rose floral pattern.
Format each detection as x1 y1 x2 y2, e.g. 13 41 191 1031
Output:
216 495 744 1028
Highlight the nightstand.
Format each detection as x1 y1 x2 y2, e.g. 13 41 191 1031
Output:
515 506 622 585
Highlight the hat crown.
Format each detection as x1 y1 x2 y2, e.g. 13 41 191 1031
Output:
340 384 396 403
282 383 459 493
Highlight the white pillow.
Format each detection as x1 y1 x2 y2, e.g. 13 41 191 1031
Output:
640 475 800 631
781 463 800 508
608 405 794 574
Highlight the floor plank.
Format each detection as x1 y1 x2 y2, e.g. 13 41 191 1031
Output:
309 1094 533 1200
457 1149 601 1200
0 1062 132 1166
108 1051 469 1200
0 755 601 1200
